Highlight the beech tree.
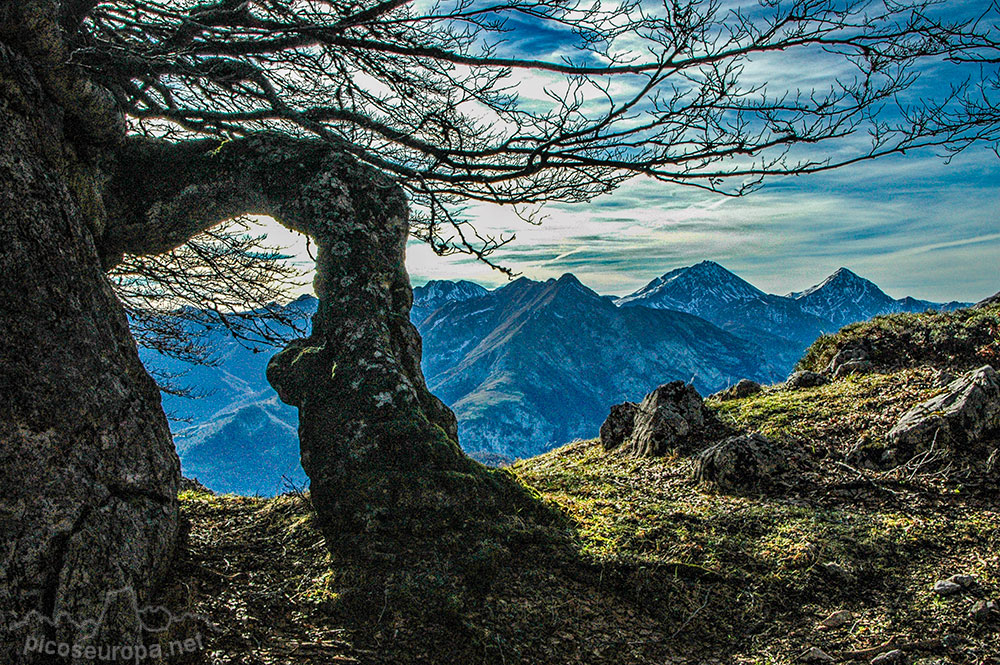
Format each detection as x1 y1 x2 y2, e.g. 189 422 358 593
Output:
1 1 998 659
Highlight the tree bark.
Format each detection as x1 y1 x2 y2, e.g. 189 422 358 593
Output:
0 41 179 663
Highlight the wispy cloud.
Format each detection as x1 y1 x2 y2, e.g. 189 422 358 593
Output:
256 2 1000 305
403 145 1000 302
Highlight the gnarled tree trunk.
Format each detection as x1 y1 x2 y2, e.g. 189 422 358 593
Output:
0 32 179 664
2 7 537 657
100 133 528 560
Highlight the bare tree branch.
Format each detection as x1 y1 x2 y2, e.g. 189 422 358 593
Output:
108 216 310 368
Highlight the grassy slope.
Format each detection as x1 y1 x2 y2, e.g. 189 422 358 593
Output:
797 304 1000 374
166 308 1000 665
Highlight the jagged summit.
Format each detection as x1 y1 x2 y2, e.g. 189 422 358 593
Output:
483 273 603 307
789 267 969 328
616 260 767 312
791 267 880 300
411 279 489 323
793 268 905 328
414 278 489 300
615 260 832 351
555 272 584 285
550 272 600 297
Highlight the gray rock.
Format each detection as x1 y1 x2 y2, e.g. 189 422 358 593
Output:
933 580 963 595
710 379 763 401
971 599 997 621
800 647 836 663
888 365 1000 460
694 433 783 491
945 574 977 588
819 561 855 581
180 477 214 495
833 359 874 379
622 382 711 457
828 346 870 377
933 369 957 388
600 402 640 451
787 371 829 389
870 649 906 665
817 609 853 629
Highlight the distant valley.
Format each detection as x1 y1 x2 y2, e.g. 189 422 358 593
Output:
140 262 967 494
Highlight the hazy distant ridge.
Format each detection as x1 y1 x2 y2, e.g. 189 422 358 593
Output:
141 263 968 493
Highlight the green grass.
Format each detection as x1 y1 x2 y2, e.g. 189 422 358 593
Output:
797 303 1000 374
708 369 942 455
168 325 1000 664
512 416 999 662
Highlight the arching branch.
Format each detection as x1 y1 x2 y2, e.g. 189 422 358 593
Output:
97 130 516 556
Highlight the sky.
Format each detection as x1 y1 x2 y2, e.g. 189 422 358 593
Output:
259 0 1000 305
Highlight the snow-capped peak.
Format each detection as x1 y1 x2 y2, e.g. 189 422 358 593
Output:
791 268 899 327
790 267 871 300
615 260 766 314
413 279 489 308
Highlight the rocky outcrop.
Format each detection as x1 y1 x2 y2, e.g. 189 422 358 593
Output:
694 433 783 491
975 291 1000 309
600 402 640 451
601 382 714 457
933 369 957 388
786 371 829 389
828 346 872 378
888 365 1000 460
1 41 179 661
180 477 215 495
710 379 763 401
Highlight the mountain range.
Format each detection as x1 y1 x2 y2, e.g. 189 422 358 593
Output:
140 262 967 494
419 273 779 458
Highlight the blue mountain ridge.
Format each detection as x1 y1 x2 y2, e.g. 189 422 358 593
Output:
140 261 968 495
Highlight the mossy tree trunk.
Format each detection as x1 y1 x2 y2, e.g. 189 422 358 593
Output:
101 133 526 560
0 23 179 664
2 7 532 655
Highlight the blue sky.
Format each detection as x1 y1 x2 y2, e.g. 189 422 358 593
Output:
263 0 1000 304
401 144 1000 302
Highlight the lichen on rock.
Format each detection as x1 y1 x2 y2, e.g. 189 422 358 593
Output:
710 379 763 401
600 382 717 457
694 433 784 492
600 402 639 451
888 365 1000 462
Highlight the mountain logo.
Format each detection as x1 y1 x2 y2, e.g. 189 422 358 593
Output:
3 587 212 662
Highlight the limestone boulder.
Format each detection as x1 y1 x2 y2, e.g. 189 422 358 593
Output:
622 382 712 457
710 379 763 402
600 402 639 451
888 365 1000 459
786 371 829 389
694 433 783 491
828 346 872 379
